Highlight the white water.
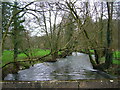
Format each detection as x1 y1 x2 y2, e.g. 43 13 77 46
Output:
4 52 110 81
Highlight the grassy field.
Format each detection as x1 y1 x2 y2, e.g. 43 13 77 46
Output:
100 51 120 65
113 51 120 58
113 51 120 64
2 49 50 66
2 49 120 66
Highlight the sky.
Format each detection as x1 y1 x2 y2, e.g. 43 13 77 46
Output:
3 0 118 36
21 0 108 37
22 1 64 36
22 1 63 36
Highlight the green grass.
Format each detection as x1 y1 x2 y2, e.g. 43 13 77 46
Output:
113 51 120 58
90 50 94 53
18 53 27 58
2 49 51 66
112 51 120 65
34 49 50 56
89 50 120 58
100 50 120 65
2 49 120 66
92 50 120 65
113 59 120 65
100 58 120 65
2 50 14 65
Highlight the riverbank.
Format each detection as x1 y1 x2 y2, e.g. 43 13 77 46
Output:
2 49 51 66
2 50 120 80
2 49 120 67
2 55 52 80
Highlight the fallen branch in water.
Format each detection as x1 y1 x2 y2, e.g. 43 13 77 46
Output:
1 47 68 69
1 39 75 69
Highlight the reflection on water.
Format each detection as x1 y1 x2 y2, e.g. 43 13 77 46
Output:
4 52 114 81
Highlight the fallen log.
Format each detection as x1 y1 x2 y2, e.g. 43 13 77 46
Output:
1 47 67 69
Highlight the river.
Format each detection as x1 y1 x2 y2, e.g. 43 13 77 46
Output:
4 52 115 81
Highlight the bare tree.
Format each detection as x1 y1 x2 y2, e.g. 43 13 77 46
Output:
105 2 114 69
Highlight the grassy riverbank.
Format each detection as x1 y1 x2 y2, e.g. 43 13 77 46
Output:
2 49 120 67
2 49 50 66
2 49 120 79
100 51 120 65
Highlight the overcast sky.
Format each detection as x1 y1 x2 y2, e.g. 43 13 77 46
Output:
22 0 95 36
5 0 118 37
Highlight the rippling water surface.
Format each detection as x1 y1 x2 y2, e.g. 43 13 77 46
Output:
4 52 114 81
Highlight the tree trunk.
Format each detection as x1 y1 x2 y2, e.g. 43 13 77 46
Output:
88 50 96 67
51 52 58 62
94 49 99 64
12 2 19 72
105 48 113 68
105 2 113 69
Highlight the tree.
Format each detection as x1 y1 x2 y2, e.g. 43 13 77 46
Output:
105 2 114 69
65 1 96 66
2 2 34 52
63 13 76 54
11 2 25 69
36 2 64 61
2 2 13 51
2 2 26 71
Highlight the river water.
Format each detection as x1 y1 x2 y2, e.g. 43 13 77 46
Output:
4 52 115 81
